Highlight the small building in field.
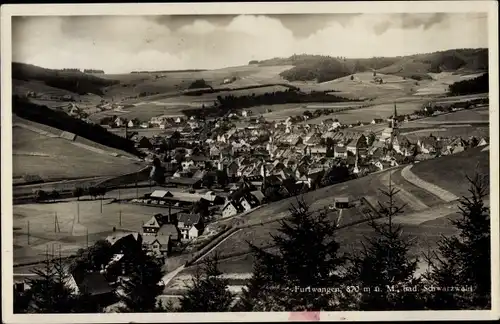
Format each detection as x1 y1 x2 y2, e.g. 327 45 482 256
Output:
334 197 350 209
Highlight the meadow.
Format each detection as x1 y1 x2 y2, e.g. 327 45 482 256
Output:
13 199 182 264
411 146 490 198
13 126 144 180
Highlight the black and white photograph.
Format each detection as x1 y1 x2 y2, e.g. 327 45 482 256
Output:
1 2 499 323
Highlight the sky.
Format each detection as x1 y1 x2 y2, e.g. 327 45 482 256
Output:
12 13 488 74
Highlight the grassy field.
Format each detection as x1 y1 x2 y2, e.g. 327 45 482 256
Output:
100 65 294 101
411 146 490 198
13 126 144 180
13 199 182 264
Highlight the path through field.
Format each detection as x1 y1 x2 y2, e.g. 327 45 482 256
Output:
378 169 430 211
401 165 460 202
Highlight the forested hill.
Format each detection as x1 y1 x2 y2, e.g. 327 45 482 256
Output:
12 62 119 96
251 48 488 83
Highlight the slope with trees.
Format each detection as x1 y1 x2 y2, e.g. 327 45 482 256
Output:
12 62 118 96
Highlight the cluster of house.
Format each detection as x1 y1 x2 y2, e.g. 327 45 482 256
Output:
131 104 489 203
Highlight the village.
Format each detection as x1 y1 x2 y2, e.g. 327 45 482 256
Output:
89 98 489 259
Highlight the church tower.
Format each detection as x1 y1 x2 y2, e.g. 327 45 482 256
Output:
391 103 398 129
260 159 267 191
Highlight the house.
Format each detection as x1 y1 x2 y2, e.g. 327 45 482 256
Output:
143 234 170 256
67 271 115 307
346 135 367 156
177 213 204 240
374 160 392 171
148 190 175 204
418 135 439 154
334 197 350 209
142 212 177 235
221 200 244 218
138 136 153 149
106 232 143 255
334 145 348 158
114 117 125 127
127 120 135 128
446 137 467 155
478 137 489 146
392 136 412 155
371 118 384 124
241 110 251 117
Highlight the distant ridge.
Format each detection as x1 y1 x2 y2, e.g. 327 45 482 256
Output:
251 48 488 83
130 69 208 74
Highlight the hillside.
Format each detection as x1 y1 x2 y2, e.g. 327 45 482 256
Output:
253 49 488 83
12 62 119 96
12 95 141 157
411 146 490 198
13 124 145 181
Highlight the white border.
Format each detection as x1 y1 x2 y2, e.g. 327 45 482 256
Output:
1 2 499 323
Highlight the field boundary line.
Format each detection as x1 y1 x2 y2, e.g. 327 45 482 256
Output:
401 165 459 202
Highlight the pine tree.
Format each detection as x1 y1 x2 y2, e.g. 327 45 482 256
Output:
119 252 165 312
240 197 348 311
25 254 78 313
346 180 424 310
179 254 234 312
423 173 490 309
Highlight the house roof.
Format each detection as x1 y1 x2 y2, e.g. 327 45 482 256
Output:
157 224 179 238
177 213 201 227
74 272 113 296
150 190 174 198
250 190 265 203
334 146 346 153
143 234 170 247
106 232 141 246
335 197 349 203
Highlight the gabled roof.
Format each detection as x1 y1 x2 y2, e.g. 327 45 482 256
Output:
73 272 113 296
150 190 174 199
177 213 201 227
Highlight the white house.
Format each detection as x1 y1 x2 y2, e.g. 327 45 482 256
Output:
221 201 242 218
188 225 201 239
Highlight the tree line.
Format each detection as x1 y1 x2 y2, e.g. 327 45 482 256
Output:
15 171 490 313
183 89 357 119
448 73 488 96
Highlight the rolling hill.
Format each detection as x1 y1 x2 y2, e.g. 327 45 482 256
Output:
12 62 119 96
253 48 488 83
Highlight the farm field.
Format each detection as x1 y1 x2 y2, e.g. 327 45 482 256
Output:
100 65 295 101
401 126 490 141
13 126 144 181
411 146 490 198
413 72 485 96
303 101 426 125
260 102 366 121
13 199 182 265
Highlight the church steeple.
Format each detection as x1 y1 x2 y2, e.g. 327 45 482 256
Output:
391 103 398 129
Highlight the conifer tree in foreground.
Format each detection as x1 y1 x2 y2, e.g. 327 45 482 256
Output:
346 180 424 310
179 254 234 312
238 197 348 311
423 173 490 310
119 252 165 312
24 254 78 313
